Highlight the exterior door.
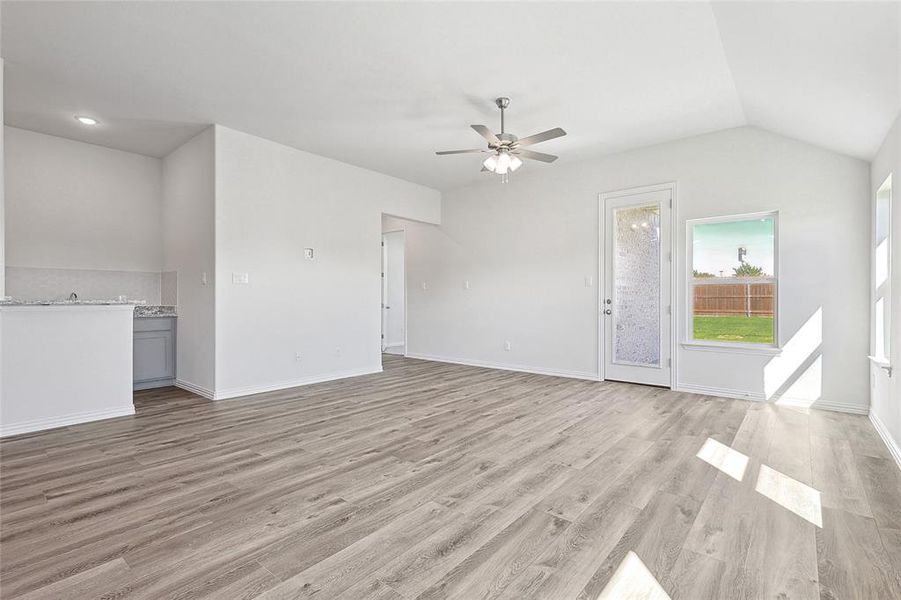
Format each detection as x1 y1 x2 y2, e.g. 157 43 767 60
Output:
602 187 672 386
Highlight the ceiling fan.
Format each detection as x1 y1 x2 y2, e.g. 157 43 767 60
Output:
436 97 566 183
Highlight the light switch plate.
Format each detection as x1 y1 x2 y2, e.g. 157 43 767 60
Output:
304 248 315 260
232 272 249 285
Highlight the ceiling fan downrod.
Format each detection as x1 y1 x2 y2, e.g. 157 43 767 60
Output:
496 97 510 135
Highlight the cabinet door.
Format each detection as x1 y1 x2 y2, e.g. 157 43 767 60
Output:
134 330 175 383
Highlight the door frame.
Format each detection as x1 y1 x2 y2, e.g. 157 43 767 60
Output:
597 182 678 387
381 229 408 356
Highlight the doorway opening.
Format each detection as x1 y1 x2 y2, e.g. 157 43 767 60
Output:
381 226 406 356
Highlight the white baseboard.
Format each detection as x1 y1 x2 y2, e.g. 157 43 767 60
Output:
676 383 869 415
674 383 766 401
870 410 901 471
796 399 868 415
0 405 136 438
212 366 383 400
405 352 599 381
175 379 215 400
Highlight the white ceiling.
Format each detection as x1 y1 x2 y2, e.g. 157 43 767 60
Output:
2 1 898 191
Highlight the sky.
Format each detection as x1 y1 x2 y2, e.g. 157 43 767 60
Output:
693 217 775 277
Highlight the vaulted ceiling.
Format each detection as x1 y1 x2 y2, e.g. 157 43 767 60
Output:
3 1 899 191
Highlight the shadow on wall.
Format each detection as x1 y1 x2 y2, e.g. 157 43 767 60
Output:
763 308 823 408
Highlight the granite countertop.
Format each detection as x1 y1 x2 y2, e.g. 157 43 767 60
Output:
0 299 176 317
0 299 144 306
134 305 177 318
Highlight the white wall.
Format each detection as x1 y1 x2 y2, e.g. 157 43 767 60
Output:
407 127 871 412
1 57 5 419
870 111 901 463
212 126 440 398
162 127 216 395
1 58 5 297
4 127 162 272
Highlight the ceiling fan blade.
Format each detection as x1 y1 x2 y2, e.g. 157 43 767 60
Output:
436 149 485 155
471 124 500 145
514 127 566 147
513 149 558 163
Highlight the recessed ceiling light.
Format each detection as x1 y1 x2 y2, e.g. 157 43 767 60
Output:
75 116 99 126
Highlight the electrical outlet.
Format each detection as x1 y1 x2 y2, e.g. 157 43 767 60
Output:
201 272 208 286
504 341 511 351
584 276 593 287
421 281 429 291
295 352 302 362
464 280 471 290
232 272 249 285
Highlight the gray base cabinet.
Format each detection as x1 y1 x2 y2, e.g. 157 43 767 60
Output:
134 317 176 390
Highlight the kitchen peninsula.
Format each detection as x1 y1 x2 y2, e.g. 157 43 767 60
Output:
0 301 136 436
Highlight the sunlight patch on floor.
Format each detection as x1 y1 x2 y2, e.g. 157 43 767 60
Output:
596 551 671 600
755 464 822 527
696 437 749 481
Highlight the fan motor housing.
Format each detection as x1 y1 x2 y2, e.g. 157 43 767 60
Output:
491 132 518 149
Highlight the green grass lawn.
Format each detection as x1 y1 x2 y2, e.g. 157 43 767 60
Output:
693 316 774 344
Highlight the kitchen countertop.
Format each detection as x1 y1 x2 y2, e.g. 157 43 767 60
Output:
134 305 177 318
0 300 176 318
0 299 142 306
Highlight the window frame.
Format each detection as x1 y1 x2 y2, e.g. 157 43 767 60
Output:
872 174 892 364
683 210 780 354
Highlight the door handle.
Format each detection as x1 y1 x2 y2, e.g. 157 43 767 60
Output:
604 308 612 315
385 306 391 309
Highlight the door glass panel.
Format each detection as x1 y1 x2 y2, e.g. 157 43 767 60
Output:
613 204 661 366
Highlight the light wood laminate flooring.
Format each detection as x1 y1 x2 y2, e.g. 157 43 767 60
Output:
2 356 900 599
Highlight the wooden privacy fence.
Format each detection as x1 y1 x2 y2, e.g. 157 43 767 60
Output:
692 277 775 317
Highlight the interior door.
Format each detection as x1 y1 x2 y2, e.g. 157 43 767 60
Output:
381 235 389 352
382 231 405 355
602 188 672 386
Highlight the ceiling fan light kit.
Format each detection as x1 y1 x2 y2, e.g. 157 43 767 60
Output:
436 97 566 183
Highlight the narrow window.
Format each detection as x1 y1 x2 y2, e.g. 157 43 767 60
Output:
689 213 777 346
874 175 892 361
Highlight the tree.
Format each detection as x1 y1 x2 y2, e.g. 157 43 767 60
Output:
732 263 766 277
693 270 716 278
